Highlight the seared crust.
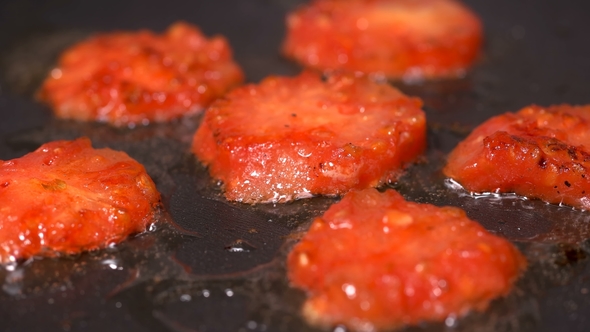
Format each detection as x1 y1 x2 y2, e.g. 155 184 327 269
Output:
0 138 160 263
288 188 526 331
444 104 590 210
191 71 426 203
38 22 244 127
283 0 482 81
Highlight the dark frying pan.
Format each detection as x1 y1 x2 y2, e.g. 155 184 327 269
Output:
1 0 589 331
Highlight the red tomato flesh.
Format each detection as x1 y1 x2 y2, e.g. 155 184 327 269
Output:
282 0 482 81
445 104 590 210
0 138 160 263
38 22 244 127
288 188 526 331
192 71 426 203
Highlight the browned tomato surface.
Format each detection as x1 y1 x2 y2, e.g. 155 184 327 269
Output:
192 71 426 203
0 138 160 263
38 22 244 127
282 0 482 81
288 188 526 331
444 104 590 210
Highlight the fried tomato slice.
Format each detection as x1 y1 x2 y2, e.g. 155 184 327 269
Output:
282 0 482 81
191 71 426 203
288 188 526 331
38 22 244 127
0 138 160 263
444 104 590 210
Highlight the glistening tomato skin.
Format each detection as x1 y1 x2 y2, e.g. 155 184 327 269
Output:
38 22 244 127
192 71 426 203
283 0 482 81
444 104 590 210
0 138 160 263
288 189 526 332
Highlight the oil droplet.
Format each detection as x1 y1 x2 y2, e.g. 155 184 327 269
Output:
202 289 210 298
445 314 457 327
3 259 15 272
2 267 24 296
297 148 312 158
432 287 442 297
51 68 63 79
225 289 234 297
180 294 192 302
337 54 348 64
115 302 122 308
225 239 257 252
101 259 123 270
342 283 356 299
299 253 309 266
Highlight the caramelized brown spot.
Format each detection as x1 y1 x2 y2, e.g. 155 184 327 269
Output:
538 157 547 169
567 147 578 161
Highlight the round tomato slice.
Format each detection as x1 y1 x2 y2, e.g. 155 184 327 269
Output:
288 188 526 331
192 71 426 203
38 22 244 127
0 138 160 263
283 0 482 81
445 104 590 210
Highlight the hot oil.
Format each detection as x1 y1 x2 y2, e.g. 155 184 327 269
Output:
2 1 590 329
1 119 589 332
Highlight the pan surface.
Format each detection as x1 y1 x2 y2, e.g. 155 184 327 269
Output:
1 0 590 331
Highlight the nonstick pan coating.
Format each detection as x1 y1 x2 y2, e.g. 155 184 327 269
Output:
1 0 590 331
